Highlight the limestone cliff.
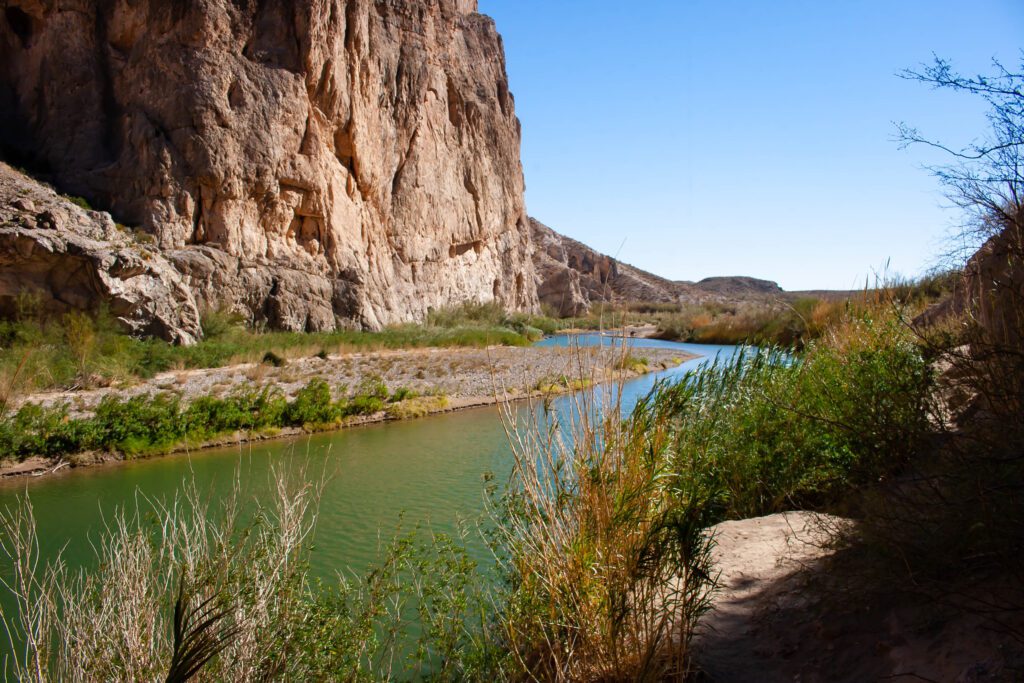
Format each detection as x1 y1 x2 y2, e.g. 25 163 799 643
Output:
0 0 537 331
0 163 201 344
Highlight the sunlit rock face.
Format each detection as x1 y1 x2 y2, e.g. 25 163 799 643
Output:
0 163 202 345
0 0 537 331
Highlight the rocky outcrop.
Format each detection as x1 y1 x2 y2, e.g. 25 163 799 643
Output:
0 0 536 331
0 163 201 344
530 217 783 314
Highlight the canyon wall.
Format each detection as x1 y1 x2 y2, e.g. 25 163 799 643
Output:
0 0 537 331
530 218 782 315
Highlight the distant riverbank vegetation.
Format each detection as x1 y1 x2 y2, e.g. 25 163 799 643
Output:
539 267 960 349
0 298 562 395
0 375 445 461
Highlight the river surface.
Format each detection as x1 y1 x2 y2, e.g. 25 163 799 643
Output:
0 337 739 584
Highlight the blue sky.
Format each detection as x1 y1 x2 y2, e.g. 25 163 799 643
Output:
477 0 1023 290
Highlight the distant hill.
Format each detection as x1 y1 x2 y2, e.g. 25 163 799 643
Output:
690 276 783 297
530 218 784 315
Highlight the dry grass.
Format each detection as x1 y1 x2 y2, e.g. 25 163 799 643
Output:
490 342 716 681
0 465 322 682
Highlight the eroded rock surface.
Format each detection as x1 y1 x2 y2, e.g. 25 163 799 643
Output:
0 163 201 344
530 217 783 315
0 0 537 331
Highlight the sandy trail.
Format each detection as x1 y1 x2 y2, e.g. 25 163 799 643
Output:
695 512 1023 682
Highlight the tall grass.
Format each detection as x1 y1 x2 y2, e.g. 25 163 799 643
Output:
0 466 492 682
490 344 716 681
647 275 957 348
0 302 540 397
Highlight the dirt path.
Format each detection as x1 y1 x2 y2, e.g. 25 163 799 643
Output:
694 512 1024 682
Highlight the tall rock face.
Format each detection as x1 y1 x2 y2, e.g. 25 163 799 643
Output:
0 0 537 331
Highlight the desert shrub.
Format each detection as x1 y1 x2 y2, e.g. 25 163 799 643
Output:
261 350 286 367
0 403 87 458
427 301 506 327
66 195 92 210
658 309 932 520
389 386 418 402
355 374 389 401
284 378 339 427
200 306 246 338
92 393 185 455
616 352 649 373
183 387 287 437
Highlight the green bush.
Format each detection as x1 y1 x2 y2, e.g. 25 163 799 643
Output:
388 386 418 402
183 387 287 437
93 394 184 454
657 310 932 520
284 379 339 427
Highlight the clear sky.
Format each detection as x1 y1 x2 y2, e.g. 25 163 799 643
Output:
477 0 1023 291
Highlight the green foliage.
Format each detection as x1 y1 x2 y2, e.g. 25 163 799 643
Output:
92 393 184 455
388 386 418 402
616 352 649 373
66 195 92 210
425 301 564 342
492 365 717 680
199 307 246 339
0 376 426 460
0 302 542 395
657 309 932 520
284 378 339 427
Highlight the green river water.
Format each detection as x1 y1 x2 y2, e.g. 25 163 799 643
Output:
0 337 739 647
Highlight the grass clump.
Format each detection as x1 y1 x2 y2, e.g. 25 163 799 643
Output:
490 367 717 680
66 195 92 211
385 395 449 420
0 468 494 682
616 352 650 373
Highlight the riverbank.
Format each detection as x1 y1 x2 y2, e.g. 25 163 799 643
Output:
1 343 694 479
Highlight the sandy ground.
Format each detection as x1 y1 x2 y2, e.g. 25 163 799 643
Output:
16 344 691 415
694 512 1024 682
2 344 694 478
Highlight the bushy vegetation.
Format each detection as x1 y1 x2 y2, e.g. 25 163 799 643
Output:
656 309 933 521
648 272 958 348
0 377 432 461
491 381 717 681
0 300 544 396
